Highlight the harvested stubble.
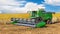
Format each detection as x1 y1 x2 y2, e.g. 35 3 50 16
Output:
0 19 11 25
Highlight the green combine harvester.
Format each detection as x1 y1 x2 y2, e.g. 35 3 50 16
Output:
11 9 54 28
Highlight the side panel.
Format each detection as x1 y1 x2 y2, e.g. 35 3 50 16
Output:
43 13 52 20
35 21 46 28
38 12 52 20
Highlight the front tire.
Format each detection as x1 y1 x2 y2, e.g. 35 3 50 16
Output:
35 17 42 23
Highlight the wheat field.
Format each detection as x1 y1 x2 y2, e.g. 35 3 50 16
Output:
0 13 60 21
0 13 60 34
52 13 60 21
0 13 30 19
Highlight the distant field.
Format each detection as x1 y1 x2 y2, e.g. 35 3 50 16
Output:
0 13 30 20
52 13 60 18
0 13 60 21
52 13 60 21
0 13 30 24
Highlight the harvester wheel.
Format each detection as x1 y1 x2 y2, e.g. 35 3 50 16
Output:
46 19 52 24
35 17 42 23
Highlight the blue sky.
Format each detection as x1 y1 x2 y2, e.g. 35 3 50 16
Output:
26 0 44 4
0 0 60 13
24 0 60 12
16 0 60 12
45 4 60 12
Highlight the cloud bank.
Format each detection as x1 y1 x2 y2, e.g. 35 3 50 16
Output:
0 0 45 13
0 0 60 13
44 0 60 6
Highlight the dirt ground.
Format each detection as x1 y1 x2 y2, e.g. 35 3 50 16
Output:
0 22 60 34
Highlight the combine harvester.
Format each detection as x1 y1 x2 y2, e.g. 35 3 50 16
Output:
11 9 58 28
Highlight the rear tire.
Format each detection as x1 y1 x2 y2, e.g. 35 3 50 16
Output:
46 19 52 24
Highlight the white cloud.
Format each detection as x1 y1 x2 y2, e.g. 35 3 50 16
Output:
0 0 25 6
44 0 60 6
25 2 45 11
0 0 45 13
